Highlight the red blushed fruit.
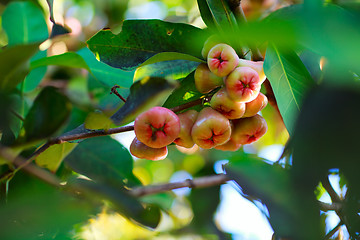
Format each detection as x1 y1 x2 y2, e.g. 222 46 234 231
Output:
130 137 167 161
194 63 223 93
232 114 268 145
225 66 261 103
238 58 266 84
191 107 231 149
173 110 198 148
134 106 180 148
210 87 246 119
243 92 268 117
207 44 239 77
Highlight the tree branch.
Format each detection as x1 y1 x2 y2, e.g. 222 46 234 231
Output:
321 175 342 203
318 201 342 212
323 221 343 240
130 174 229 197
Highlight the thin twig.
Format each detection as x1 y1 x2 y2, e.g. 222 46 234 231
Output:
110 85 127 103
323 221 343 240
318 201 342 212
321 175 342 203
10 109 25 121
130 174 229 197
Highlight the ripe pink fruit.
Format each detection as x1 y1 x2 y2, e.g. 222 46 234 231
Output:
134 106 180 148
225 66 261 102
173 110 199 148
130 137 167 161
232 114 268 145
210 87 246 119
243 92 268 117
201 35 221 59
238 58 266 84
191 107 231 149
194 63 223 93
207 44 239 77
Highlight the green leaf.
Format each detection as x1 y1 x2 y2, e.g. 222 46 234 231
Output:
2 1 48 46
264 45 315 135
0 174 93 240
110 77 178 125
134 60 200 82
22 87 72 142
87 20 207 71
197 0 238 32
0 44 39 92
162 71 204 111
30 52 90 71
84 110 113 130
77 48 134 88
139 52 204 67
35 142 77 172
23 50 47 92
72 178 160 229
65 136 139 187
225 153 321 240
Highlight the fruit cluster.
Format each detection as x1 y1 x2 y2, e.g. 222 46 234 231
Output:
130 38 268 160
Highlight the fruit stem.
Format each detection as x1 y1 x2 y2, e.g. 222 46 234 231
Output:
110 85 127 103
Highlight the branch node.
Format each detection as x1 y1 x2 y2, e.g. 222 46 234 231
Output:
110 85 127 103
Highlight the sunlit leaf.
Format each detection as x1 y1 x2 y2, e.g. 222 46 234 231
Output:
264 45 315 135
87 20 207 70
84 111 113 130
30 52 90 71
35 142 77 172
139 52 204 67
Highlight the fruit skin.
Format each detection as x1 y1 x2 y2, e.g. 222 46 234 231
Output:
238 58 266 84
243 92 268 117
207 43 239 77
191 107 232 149
225 66 261 103
215 137 242 151
201 35 221 59
232 114 268 145
210 87 246 119
130 137 167 161
173 110 198 148
194 63 223 93
134 106 180 148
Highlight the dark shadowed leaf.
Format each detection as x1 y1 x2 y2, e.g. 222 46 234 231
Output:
72 178 160 229
65 136 140 187
110 77 177 125
87 20 207 70
0 174 92 240
2 1 48 46
162 71 204 111
22 87 71 142
50 23 71 38
225 153 321 240
0 44 39 92
264 45 315 135
197 0 238 32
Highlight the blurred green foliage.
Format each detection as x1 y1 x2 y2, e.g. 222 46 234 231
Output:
0 0 360 239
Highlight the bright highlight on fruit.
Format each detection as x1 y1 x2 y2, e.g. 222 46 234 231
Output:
207 43 239 77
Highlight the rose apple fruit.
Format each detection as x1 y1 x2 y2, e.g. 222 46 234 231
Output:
207 44 239 77
243 92 268 117
191 107 231 149
130 137 167 161
201 35 222 59
210 87 246 119
173 110 198 148
232 114 267 145
225 66 261 102
238 58 266 84
194 63 223 93
134 106 180 148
